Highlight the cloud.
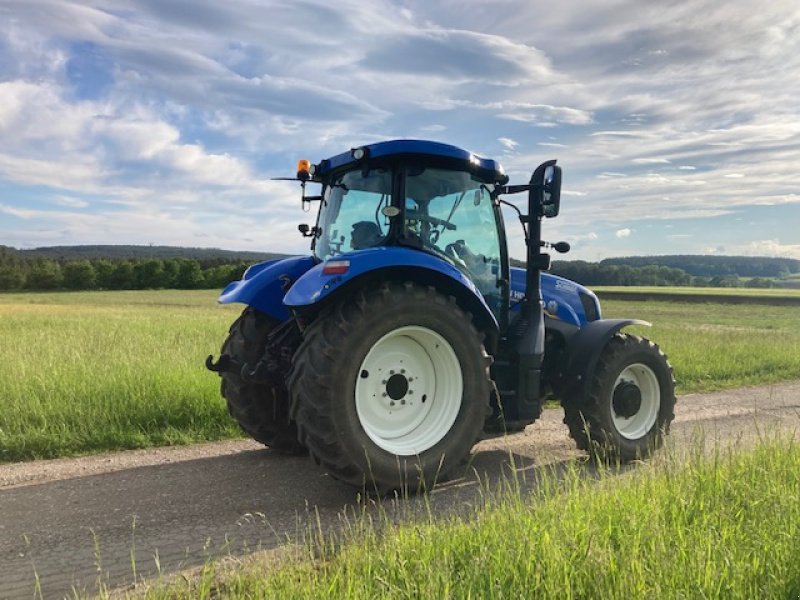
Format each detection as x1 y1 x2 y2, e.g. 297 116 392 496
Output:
498 137 518 150
495 103 593 125
733 239 800 260
616 228 633 238
54 196 89 208
632 158 672 165
359 29 553 83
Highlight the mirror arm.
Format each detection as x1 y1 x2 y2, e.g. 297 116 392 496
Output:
497 183 543 196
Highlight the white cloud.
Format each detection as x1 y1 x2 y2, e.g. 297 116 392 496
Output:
498 137 518 151
616 228 633 238
733 239 800 260
54 196 89 208
632 158 672 165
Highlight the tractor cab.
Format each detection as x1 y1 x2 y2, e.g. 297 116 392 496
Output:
303 141 510 317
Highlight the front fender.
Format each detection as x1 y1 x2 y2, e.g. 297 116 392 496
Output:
283 246 498 330
562 318 650 397
218 255 316 321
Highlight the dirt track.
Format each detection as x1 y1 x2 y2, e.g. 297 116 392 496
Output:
1 381 799 599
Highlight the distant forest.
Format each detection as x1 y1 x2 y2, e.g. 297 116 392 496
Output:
0 245 287 292
17 244 282 262
1 245 798 292
551 255 800 289
600 255 800 278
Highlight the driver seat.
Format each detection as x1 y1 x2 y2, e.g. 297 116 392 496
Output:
350 221 383 250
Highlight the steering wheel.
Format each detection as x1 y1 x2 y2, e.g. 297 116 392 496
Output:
445 240 463 261
405 210 457 231
445 239 487 272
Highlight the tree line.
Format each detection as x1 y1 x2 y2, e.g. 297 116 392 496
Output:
600 255 799 278
0 247 251 292
2 244 791 292
514 259 783 289
18 244 281 262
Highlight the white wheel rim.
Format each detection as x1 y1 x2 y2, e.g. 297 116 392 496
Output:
355 326 462 456
611 363 660 440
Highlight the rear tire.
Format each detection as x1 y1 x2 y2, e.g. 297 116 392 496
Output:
562 333 675 462
288 283 491 492
219 308 305 454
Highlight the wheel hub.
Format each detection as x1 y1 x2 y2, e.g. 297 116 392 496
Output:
613 381 642 419
386 373 409 401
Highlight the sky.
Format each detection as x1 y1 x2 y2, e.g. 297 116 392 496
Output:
0 0 799 262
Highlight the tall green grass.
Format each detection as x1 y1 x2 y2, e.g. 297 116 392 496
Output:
1 290 800 461
0 290 240 461
135 438 800 599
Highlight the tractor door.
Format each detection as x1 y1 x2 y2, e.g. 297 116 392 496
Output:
403 167 506 319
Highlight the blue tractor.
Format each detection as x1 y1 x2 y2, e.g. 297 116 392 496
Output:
207 140 675 491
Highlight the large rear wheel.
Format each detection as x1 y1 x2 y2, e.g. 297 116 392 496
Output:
219 308 304 454
288 283 491 492
562 333 676 462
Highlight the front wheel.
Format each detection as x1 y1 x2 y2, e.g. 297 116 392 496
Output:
288 283 491 492
218 308 304 454
563 333 676 462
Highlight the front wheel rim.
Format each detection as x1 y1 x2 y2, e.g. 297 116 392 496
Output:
611 363 660 440
355 326 463 456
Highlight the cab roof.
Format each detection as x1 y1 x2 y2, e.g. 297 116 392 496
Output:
316 139 508 184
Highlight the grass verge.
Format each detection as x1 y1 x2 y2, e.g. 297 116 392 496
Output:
130 437 800 599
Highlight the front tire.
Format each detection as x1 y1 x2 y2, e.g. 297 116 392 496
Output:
288 283 491 492
219 308 304 454
563 333 676 462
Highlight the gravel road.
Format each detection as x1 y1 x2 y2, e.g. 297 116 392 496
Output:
1 381 799 599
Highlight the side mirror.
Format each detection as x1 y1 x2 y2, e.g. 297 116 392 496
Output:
542 165 562 218
529 160 562 219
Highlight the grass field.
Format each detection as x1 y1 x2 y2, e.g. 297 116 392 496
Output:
2 289 800 462
0 290 239 462
137 438 800 599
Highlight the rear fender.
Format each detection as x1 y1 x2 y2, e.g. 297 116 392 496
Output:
218 255 316 321
283 247 499 345
561 319 651 397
